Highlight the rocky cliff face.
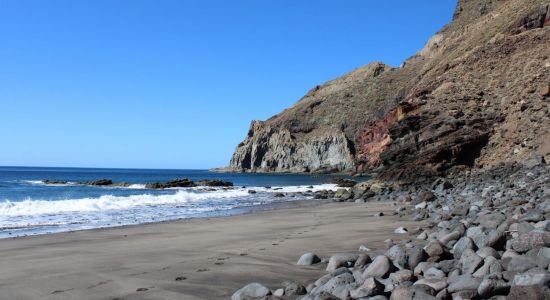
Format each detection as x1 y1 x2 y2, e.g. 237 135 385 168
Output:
229 0 550 179
229 121 355 173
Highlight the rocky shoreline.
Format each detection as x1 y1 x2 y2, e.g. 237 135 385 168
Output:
232 162 550 299
42 178 234 189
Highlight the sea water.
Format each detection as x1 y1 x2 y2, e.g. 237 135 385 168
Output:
0 167 340 238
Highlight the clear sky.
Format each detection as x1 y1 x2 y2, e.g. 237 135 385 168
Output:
0 1 456 169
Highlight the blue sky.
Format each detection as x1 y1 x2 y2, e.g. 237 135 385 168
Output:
0 1 456 169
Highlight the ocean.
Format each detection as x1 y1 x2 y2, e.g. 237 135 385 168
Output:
0 166 340 238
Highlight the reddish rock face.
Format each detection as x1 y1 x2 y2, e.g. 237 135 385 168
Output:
355 103 421 172
356 109 398 170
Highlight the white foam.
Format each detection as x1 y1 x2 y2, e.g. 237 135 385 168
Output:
22 180 78 186
0 183 340 238
262 184 338 193
23 180 44 185
126 184 146 189
0 189 250 217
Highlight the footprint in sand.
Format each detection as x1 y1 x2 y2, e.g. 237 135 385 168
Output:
51 288 75 295
87 280 112 289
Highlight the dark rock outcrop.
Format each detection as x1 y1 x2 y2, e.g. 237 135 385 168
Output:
195 180 233 187
83 179 113 186
327 178 356 187
42 180 68 185
145 178 196 189
145 178 234 189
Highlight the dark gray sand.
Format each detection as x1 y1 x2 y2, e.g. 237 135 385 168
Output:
0 201 416 300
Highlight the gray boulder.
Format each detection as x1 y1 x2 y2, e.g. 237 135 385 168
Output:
389 285 437 300
326 253 358 272
510 231 550 253
413 278 448 292
477 277 510 298
424 240 446 258
231 283 271 300
408 246 427 270
350 277 385 298
363 255 393 279
459 249 483 274
452 237 475 259
507 285 550 300
311 273 355 296
297 252 321 266
512 270 550 286
447 274 482 293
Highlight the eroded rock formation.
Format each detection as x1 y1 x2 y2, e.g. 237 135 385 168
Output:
229 0 550 179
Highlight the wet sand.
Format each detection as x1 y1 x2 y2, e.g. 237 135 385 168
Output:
0 201 417 300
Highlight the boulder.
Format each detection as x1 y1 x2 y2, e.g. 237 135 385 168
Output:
452 237 475 258
390 269 414 284
505 256 540 273
420 191 436 202
389 286 437 300
284 282 307 296
424 240 446 258
311 273 355 296
350 277 385 298
408 246 427 270
231 283 271 300
354 253 372 268
394 227 408 234
386 245 407 269
510 231 550 253
459 249 483 274
512 270 550 287
507 285 550 300
414 278 448 292
363 255 393 279
297 253 321 266
477 277 510 298
326 253 358 272
447 274 482 293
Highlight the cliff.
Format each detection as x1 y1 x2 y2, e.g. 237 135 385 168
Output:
228 0 550 179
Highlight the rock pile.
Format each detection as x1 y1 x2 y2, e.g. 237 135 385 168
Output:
232 164 550 299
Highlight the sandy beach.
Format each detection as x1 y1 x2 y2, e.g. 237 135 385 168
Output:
0 201 417 300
